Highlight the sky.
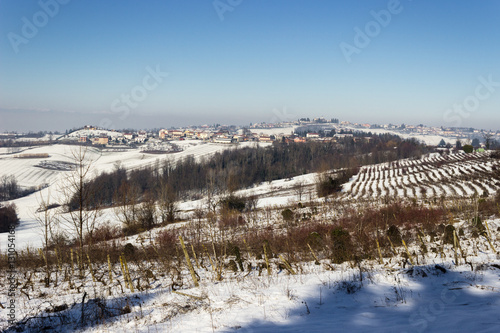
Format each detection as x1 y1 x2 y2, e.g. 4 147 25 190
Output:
0 0 499 132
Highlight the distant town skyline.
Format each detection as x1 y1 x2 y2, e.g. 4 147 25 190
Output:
1 0 500 132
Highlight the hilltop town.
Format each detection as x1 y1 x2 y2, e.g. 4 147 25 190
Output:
1 118 499 150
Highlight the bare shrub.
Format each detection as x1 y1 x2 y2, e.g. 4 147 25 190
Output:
387 225 402 246
85 223 122 244
330 227 353 264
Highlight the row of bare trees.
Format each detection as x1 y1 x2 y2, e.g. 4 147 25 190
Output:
34 146 181 286
34 147 100 283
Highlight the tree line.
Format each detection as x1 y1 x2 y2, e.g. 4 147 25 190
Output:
0 175 37 201
70 134 428 212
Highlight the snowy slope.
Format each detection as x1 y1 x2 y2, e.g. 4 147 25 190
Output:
1 145 500 332
351 127 456 146
0 141 274 251
1 243 499 332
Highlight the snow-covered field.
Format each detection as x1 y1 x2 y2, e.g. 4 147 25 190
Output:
1 143 500 332
1 225 499 332
0 141 266 188
0 141 273 251
83 259 500 333
0 170 317 252
247 127 296 136
1 148 498 252
350 128 456 146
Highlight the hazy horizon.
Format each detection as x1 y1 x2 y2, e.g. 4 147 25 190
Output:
1 0 500 132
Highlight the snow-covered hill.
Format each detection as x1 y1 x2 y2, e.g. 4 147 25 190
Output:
1 144 499 333
1 230 499 332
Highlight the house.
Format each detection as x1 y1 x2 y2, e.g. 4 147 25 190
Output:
184 130 195 138
259 135 272 143
92 135 109 145
213 137 233 144
197 131 212 140
294 137 306 143
306 133 320 139
124 133 134 140
135 132 147 143
170 130 184 138
334 134 354 139
233 134 246 142
78 136 88 143
159 129 168 139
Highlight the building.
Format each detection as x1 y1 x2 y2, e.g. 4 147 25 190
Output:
184 130 195 138
213 137 233 144
170 130 184 138
92 135 109 145
197 131 212 140
135 132 147 143
334 134 354 139
159 129 168 139
259 135 273 142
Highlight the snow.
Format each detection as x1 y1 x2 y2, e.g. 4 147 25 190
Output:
248 127 296 136
351 127 456 146
0 141 271 251
58 129 124 140
342 152 499 200
122 263 500 333
1 143 500 332
2 248 499 332
11 134 55 142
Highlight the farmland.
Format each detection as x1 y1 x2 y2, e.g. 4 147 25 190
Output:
0 141 266 188
1 143 499 333
343 152 500 200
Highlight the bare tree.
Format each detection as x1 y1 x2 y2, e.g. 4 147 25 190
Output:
293 180 305 201
158 182 177 224
59 146 101 276
114 181 140 228
206 169 219 215
137 190 157 231
193 206 206 246
246 193 259 211
35 190 57 287
0 175 19 201
483 132 493 150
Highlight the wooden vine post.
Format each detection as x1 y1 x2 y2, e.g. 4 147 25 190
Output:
402 239 414 265
70 249 74 279
386 236 396 255
191 244 200 269
307 243 320 264
279 255 296 275
263 244 271 276
453 230 459 265
123 256 134 292
107 254 113 284
86 254 96 283
179 235 199 287
483 220 496 252
376 239 383 264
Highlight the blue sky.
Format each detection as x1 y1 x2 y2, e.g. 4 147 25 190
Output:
0 0 499 132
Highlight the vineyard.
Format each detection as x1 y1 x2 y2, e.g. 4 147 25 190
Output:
1 148 500 332
343 152 500 201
